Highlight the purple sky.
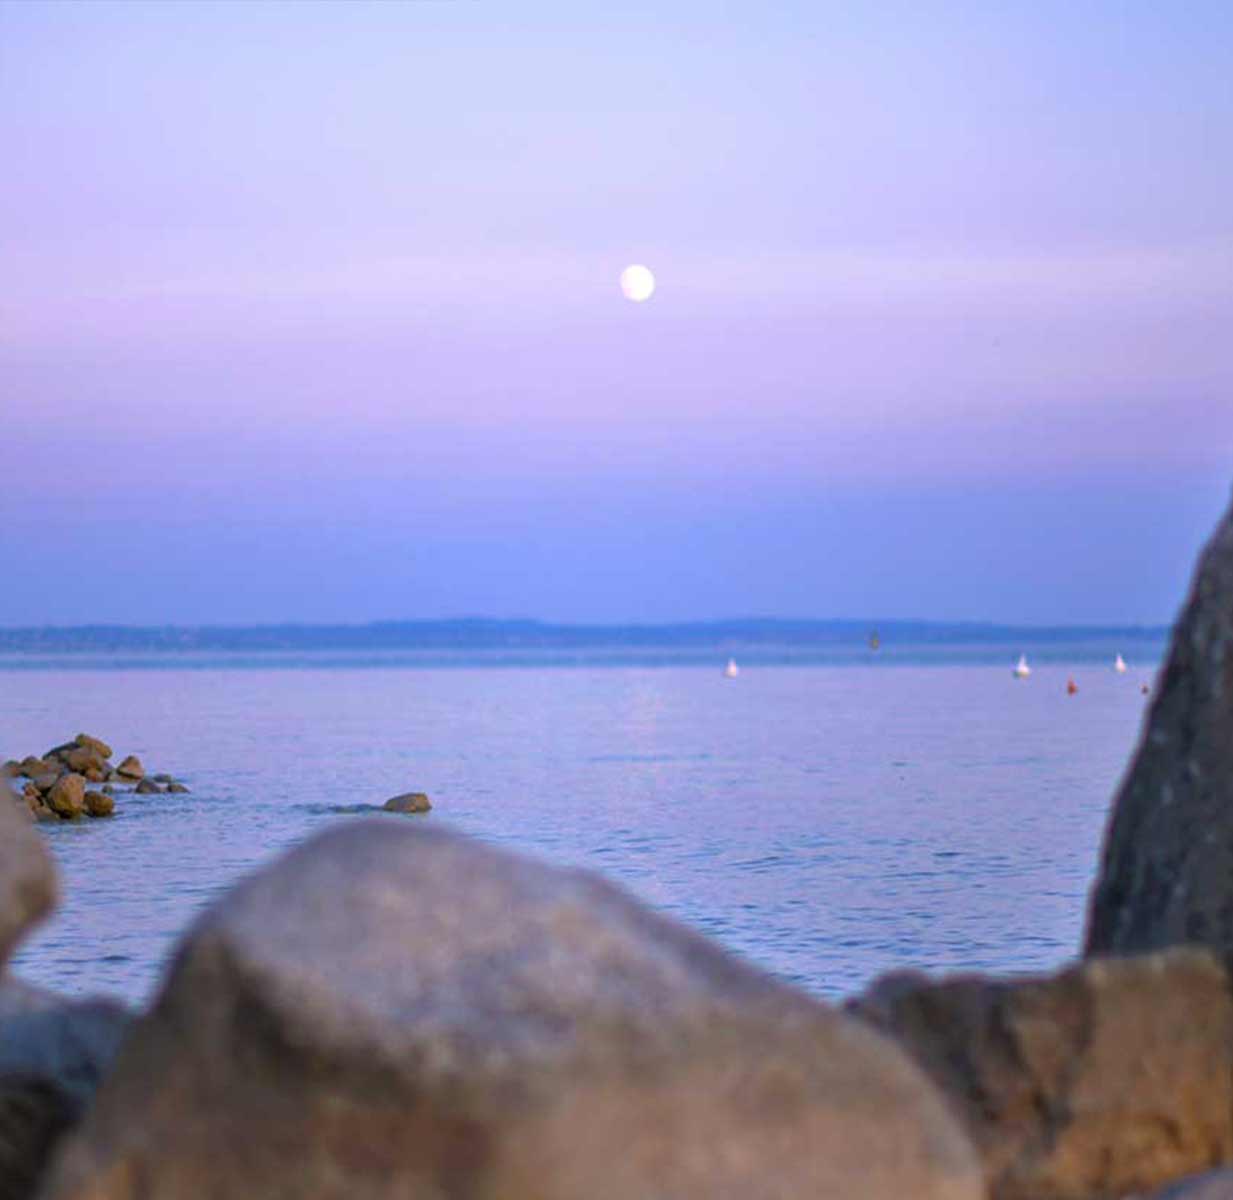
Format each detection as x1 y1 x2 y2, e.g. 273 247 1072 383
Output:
3 1 1231 625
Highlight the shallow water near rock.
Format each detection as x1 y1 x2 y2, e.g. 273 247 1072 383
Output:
3 658 1155 1004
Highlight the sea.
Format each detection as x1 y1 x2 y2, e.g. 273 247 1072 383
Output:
2 643 1161 1007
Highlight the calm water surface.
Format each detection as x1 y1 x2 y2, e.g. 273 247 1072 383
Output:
3 662 1153 1004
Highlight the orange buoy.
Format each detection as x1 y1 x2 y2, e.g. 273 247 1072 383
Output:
1067 678 1078 695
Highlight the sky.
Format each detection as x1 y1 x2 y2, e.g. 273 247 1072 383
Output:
2 0 1231 626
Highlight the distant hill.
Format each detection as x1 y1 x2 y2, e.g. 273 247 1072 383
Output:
0 618 1171 655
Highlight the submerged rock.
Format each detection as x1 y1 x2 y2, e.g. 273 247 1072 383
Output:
849 947 1233 1200
133 778 161 795
381 791 430 814
1086 494 1233 960
42 822 980 1200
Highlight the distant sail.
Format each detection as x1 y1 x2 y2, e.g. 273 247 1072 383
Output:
1013 655 1031 679
1114 654 1128 673
723 658 740 679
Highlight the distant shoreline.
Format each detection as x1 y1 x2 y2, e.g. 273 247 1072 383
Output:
0 618 1169 668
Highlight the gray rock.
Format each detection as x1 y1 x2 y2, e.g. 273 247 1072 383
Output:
381 791 430 813
0 979 132 1200
1086 494 1233 958
43 822 980 1200
1153 1169 1233 1199
166 782 189 794
0 787 56 967
849 947 1233 1200
133 778 161 795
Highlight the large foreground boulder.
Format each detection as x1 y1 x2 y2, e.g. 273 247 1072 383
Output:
849 947 1233 1200
0 786 56 966
1086 494 1233 958
0 981 131 1200
43 821 980 1200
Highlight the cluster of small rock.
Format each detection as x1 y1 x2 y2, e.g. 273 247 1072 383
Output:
2 734 188 822
5 493 1233 1199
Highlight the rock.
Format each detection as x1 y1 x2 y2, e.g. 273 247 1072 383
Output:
43 744 76 761
73 734 112 761
61 747 104 776
0 979 132 1200
30 774 60 794
848 947 1233 1200
381 791 430 813
83 793 114 819
19 758 53 779
133 778 161 795
1086 495 1233 959
0 786 57 966
166 782 189 794
151 774 173 784
2 762 20 779
41 822 980 1200
45 775 85 820
100 785 114 796
114 757 143 781
82 767 104 784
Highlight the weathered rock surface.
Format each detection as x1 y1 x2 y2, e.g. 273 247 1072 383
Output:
1086 494 1233 958
849 947 1233 1200
382 790 431 813
43 822 980 1200
0 980 132 1200
0 790 56 966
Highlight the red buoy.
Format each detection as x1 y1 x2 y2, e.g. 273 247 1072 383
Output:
1067 678 1078 695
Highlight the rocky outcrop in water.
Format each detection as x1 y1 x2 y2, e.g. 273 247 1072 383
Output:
3 735 189 820
381 790 431 813
849 947 1233 1200
1085 495 1233 959
40 821 981 1200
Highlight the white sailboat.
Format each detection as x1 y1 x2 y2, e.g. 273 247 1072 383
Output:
723 658 740 679
1114 654 1128 674
1013 655 1031 679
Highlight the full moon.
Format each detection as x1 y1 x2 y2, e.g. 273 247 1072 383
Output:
619 264 656 302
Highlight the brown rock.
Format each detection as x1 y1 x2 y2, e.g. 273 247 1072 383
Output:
61 747 104 776
19 757 53 778
0 784 57 965
46 775 86 819
133 778 161 795
74 733 113 761
2 760 20 778
849 947 1233 1200
381 791 430 813
83 792 114 819
114 756 143 781
1086 495 1233 959
31 773 60 794
41 822 980 1200
166 781 189 794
